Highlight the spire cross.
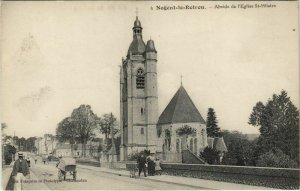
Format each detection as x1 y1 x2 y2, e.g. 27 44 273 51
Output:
180 75 183 86
136 8 139 18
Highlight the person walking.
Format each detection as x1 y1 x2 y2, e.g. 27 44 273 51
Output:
12 152 30 190
154 158 162 175
137 153 147 177
147 152 155 176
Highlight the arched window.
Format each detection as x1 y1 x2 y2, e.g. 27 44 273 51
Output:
136 68 145 89
194 138 197 154
165 129 171 151
190 138 194 152
176 139 180 153
201 129 205 146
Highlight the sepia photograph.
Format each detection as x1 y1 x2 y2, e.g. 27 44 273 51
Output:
1 1 299 190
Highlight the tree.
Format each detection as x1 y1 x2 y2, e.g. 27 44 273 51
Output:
99 113 118 143
4 145 16 165
26 137 37 153
70 105 100 157
56 117 78 156
222 130 256 166
200 147 219 164
256 148 298 168
249 90 299 165
176 125 196 150
206 108 220 137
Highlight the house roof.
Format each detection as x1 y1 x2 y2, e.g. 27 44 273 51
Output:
207 137 214 148
207 137 228 153
213 137 228 152
157 86 205 125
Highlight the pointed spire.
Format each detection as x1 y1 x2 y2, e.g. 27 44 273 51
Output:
180 75 183 86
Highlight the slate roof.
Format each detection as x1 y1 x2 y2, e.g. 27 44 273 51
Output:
207 137 214 148
146 40 157 53
127 17 146 56
127 38 146 56
134 16 142 28
213 137 228 152
207 137 228 152
157 86 205 125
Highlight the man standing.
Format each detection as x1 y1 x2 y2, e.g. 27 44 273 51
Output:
137 153 147 177
12 152 30 190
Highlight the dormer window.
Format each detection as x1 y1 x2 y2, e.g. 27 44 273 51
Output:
136 68 145 89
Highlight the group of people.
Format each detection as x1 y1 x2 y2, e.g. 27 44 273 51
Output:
136 152 162 177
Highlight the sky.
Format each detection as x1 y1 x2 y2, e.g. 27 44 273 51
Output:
1 1 299 138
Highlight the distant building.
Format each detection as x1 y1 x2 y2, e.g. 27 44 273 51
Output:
34 134 57 155
54 143 71 157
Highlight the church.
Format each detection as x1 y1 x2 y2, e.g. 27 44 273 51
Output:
119 16 226 162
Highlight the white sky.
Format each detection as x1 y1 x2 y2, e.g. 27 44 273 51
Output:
1 1 299 138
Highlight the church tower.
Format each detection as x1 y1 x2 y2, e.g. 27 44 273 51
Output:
120 17 158 161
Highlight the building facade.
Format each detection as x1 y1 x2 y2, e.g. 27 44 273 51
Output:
120 17 159 161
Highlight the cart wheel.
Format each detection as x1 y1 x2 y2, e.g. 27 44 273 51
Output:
73 171 76 181
58 170 63 181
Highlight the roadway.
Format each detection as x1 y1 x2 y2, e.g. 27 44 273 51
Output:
25 159 202 190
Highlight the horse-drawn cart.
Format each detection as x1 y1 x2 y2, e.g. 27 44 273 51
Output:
56 157 77 181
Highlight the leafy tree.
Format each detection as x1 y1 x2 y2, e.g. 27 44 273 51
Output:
70 105 100 157
99 113 118 143
106 136 121 155
4 144 16 165
256 148 298 168
249 90 299 165
26 137 37 152
56 117 78 155
176 125 196 150
222 130 256 166
200 147 219 164
206 108 220 137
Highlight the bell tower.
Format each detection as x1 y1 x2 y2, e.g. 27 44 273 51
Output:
120 17 158 161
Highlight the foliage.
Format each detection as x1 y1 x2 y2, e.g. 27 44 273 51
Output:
222 130 257 166
105 136 121 155
56 104 100 157
99 113 119 141
200 147 219 164
70 105 100 157
256 148 298 168
127 152 140 161
248 90 299 165
176 125 196 137
26 137 37 152
56 117 78 144
206 108 221 137
4 144 16 165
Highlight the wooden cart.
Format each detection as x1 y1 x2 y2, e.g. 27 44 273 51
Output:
56 157 77 181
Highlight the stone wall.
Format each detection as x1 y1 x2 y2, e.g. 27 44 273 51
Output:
126 163 300 189
76 159 100 167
